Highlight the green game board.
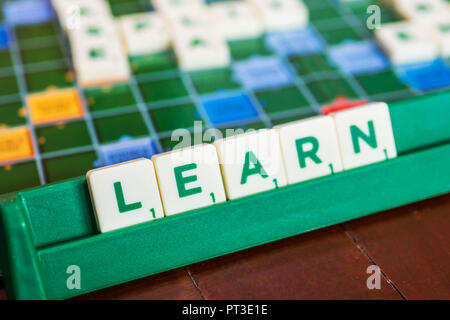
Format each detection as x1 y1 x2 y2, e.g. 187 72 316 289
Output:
0 0 445 195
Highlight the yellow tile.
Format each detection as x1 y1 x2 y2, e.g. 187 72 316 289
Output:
0 126 34 164
27 88 84 125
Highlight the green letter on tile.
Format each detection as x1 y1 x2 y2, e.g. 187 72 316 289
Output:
114 181 142 213
295 136 322 168
240 151 268 185
350 120 378 154
174 163 202 198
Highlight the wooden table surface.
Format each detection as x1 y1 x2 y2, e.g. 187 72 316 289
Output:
1 193 449 300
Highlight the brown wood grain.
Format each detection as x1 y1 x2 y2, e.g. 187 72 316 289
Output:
76 268 202 300
343 194 450 300
188 226 401 300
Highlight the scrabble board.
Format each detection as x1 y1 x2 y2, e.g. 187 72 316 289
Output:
0 0 449 195
0 0 449 300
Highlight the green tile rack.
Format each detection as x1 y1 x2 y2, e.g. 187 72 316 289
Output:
0 90 449 300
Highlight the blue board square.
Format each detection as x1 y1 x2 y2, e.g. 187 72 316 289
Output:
397 59 450 91
266 27 325 56
329 41 389 75
98 137 158 167
233 57 294 90
202 93 259 125
0 26 9 49
4 0 54 26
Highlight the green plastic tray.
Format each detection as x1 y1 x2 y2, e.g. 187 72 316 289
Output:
0 90 449 300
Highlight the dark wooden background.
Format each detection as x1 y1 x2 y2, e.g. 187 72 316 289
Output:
1 193 448 300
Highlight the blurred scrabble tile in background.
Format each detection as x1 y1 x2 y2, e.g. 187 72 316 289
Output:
67 16 117 45
208 1 263 40
118 13 170 56
153 0 204 16
375 21 439 65
72 38 131 87
393 0 448 22
248 0 309 31
52 0 113 30
424 15 450 58
172 29 230 71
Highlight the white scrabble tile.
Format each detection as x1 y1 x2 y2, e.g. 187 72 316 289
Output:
68 16 117 45
118 13 170 56
153 0 204 15
152 144 226 216
375 21 439 65
87 158 164 233
72 37 130 88
393 0 447 22
332 102 397 171
215 129 287 200
248 0 308 32
173 29 230 71
208 2 263 40
424 15 450 58
274 115 343 185
53 0 113 30
163 8 210 35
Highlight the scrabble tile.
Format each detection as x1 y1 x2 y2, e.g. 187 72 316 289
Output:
27 88 85 125
393 0 447 22
208 2 263 40
153 0 204 16
424 15 450 58
53 0 112 30
99 137 159 167
0 126 34 165
233 56 294 90
328 41 390 75
87 158 164 233
173 30 230 71
266 27 324 56
214 129 287 200
118 13 170 56
248 0 309 32
274 116 343 184
164 8 210 36
52 0 111 16
332 102 397 171
72 38 131 87
4 0 54 26
375 21 439 65
68 16 117 45
152 144 226 216
201 92 259 125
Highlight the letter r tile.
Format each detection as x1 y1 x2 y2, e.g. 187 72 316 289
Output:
274 115 343 185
